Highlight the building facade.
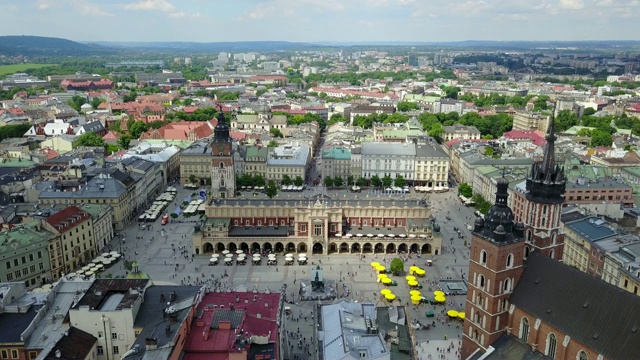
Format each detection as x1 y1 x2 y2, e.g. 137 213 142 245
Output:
321 146 351 179
192 197 442 256
0 222 52 287
179 141 213 186
414 142 450 187
41 206 95 279
266 144 310 183
361 142 416 182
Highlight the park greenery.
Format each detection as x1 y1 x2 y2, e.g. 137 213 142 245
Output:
458 183 473 198
390 258 405 275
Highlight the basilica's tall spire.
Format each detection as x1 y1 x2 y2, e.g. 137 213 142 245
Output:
525 110 566 204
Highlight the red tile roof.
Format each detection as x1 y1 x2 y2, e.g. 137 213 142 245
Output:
38 147 60 160
183 292 280 358
139 120 214 141
503 130 547 146
103 131 121 141
45 206 92 234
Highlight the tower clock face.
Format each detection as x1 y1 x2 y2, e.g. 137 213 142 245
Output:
217 144 225 152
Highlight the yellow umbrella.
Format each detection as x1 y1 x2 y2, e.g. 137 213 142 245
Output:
405 275 416 281
411 295 422 301
382 278 392 285
380 289 392 295
377 273 388 279
435 295 446 303
371 261 380 268
457 312 466 320
409 290 421 296
384 293 396 301
409 266 420 271
415 269 426 276
434 290 445 297
376 265 386 272
408 280 419 287
411 297 421 305
447 310 459 317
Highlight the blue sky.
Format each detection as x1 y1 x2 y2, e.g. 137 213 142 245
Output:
0 0 637 43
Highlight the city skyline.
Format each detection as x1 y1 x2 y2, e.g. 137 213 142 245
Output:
0 0 638 43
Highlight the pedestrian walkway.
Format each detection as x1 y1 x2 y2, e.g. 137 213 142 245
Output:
416 339 462 360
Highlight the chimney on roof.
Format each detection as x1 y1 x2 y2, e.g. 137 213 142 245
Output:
257 312 262 319
145 338 158 350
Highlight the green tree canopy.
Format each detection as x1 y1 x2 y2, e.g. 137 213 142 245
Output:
281 174 292 186
67 95 87 112
73 132 105 148
555 110 579 132
458 183 473 198
390 258 404 275
333 176 343 187
265 180 278 198
324 176 334 187
117 134 132 150
129 121 150 139
590 129 613 147
397 101 420 112
267 140 279 147
294 176 304 186
270 128 284 138
371 175 381 187
381 175 393 187
394 176 406 188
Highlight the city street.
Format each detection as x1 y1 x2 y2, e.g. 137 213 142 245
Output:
102 184 476 360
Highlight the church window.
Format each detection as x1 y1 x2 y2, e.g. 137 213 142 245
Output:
550 249 555 259
577 351 588 360
314 224 322 236
526 229 532 242
506 253 514 268
480 250 487 265
219 162 224 168
543 205 547 214
520 317 529 342
220 178 225 187
552 233 557 245
546 333 557 358
478 274 485 289
504 278 511 293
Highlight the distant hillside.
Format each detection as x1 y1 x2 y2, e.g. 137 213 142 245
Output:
95 41 316 52
0 35 114 56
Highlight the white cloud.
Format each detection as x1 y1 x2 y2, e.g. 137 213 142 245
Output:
36 0 51 10
74 0 113 16
124 0 176 12
558 0 585 10
169 11 200 18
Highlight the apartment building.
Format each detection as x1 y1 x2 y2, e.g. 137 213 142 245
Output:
244 145 268 178
361 142 416 181
80 204 114 254
41 206 95 279
69 279 151 360
512 111 550 133
266 144 310 183
442 124 481 141
179 141 213 186
0 222 52 287
414 142 450 187
321 146 351 179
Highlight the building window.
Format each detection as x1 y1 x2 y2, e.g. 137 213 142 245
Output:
519 317 530 341
29 352 37 360
504 278 511 293
578 351 588 360
1 350 7 359
546 333 557 358
300 224 307 232
506 253 513 268
10 350 17 359
97 346 103 355
112 346 119 355
477 274 485 289
112 333 118 339
480 250 487 265
314 224 322 236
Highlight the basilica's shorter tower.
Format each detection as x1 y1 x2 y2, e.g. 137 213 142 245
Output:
461 177 526 359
